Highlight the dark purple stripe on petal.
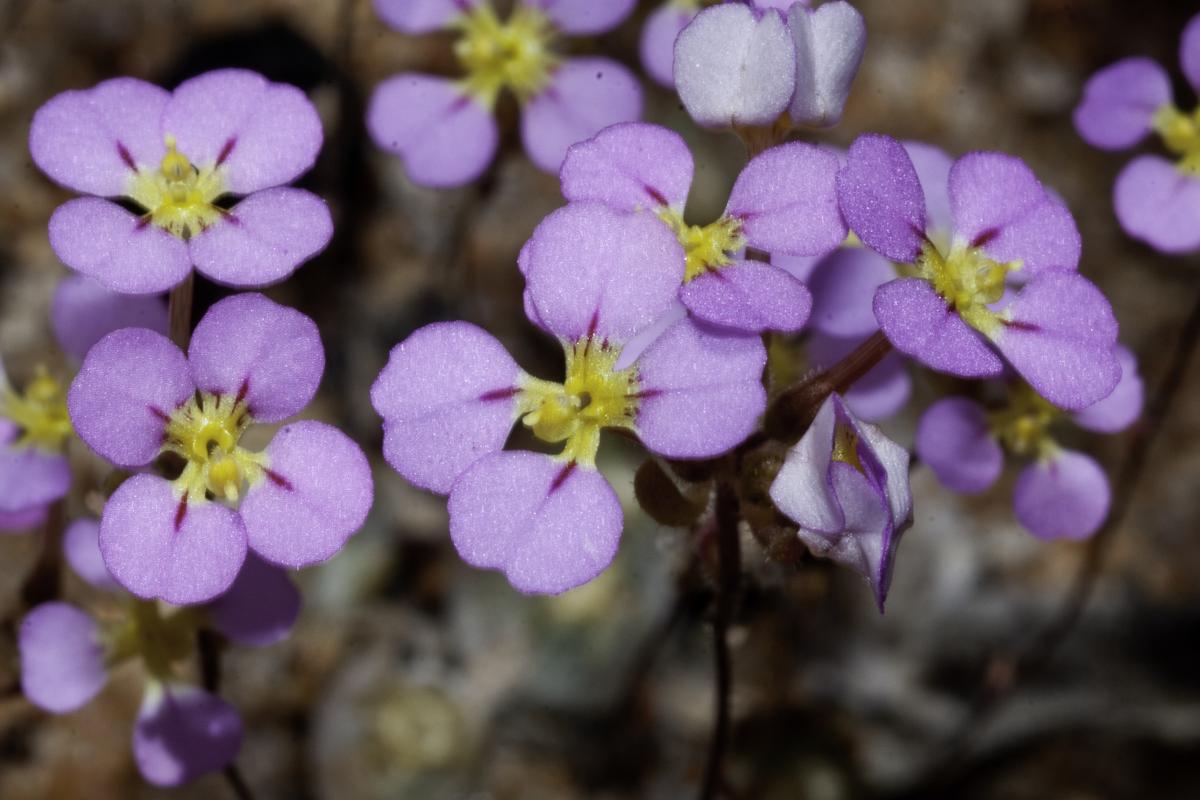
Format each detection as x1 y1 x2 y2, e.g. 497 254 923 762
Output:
549 461 577 494
479 386 519 402
265 469 294 492
216 137 237 166
117 142 137 171
173 497 188 532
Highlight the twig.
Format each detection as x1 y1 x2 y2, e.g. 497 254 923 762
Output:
223 764 256 800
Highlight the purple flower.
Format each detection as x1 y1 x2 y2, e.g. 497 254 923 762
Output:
916 347 1143 540
0 276 166 532
672 0 864 128
367 0 642 187
558 122 846 333
769 393 912 611
372 202 766 594
20 518 299 785
67 293 373 604
1073 13 1200 253
31 69 332 294
837 133 1121 412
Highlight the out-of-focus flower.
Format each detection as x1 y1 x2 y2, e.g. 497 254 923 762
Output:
367 0 642 186
1073 13 1200 253
769 393 911 610
372 203 766 594
30 69 331 294
68 293 372 604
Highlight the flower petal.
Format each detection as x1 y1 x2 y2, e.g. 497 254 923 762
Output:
367 73 498 188
524 202 683 342
873 278 1004 377
1014 450 1110 540
133 684 243 787
63 517 121 592
994 271 1121 411
29 77 168 196
915 397 1003 494
639 2 698 87
559 121 693 212
0 504 49 533
680 261 812 333
19 603 107 713
904 140 954 239
807 246 896 338
837 134 927 263
190 188 332 288
48 198 191 294
187 293 324 423
726 141 847 255
69 327 193 468
808 333 911 422
240 421 373 568
1073 58 1171 150
674 3 795 127
373 0 478 33
1182 13 1200 94
1113 155 1200 254
1072 344 1143 433
769 393 842 533
100 474 247 604
371 322 521 494
948 151 1081 276
163 69 322 195
787 0 866 128
0 446 69 513
528 0 636 34
635 317 766 458
448 451 622 595
51 275 168 361
205 552 301 647
521 58 642 175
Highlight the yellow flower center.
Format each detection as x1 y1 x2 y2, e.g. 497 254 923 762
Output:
162 391 267 504
517 337 641 466
657 208 747 282
105 599 199 679
988 384 1061 459
917 239 1021 336
454 4 559 107
1153 104 1200 176
831 421 865 474
0 367 72 452
127 136 226 240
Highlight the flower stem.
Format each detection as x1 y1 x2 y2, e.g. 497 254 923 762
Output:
20 500 64 609
699 480 741 800
167 272 195 350
223 764 256 800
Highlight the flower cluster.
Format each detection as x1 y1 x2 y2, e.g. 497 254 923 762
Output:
367 0 642 186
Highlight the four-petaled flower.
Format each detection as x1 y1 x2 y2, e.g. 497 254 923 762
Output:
68 293 373 604
769 392 912 611
1073 12 1200 253
367 0 642 187
372 202 766 594
837 133 1122 412
31 69 332 294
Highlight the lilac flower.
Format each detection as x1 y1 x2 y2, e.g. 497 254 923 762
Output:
557 122 846 333
1073 13 1200 253
673 0 865 128
916 346 1143 540
20 518 299 785
837 133 1121 412
0 276 166 532
30 69 331 294
769 393 911 610
67 293 373 604
372 202 766 594
367 0 642 187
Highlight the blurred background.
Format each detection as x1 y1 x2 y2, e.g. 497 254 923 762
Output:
1 0 1199 797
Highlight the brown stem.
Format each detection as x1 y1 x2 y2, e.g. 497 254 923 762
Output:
223 764 256 800
20 500 65 608
699 480 741 800
167 272 195 350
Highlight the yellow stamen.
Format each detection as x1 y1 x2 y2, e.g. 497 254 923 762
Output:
127 135 226 239
517 337 640 466
104 599 199 679
657 207 747 282
162 391 267 504
917 238 1021 336
0 366 72 452
454 4 559 107
831 421 865 474
988 384 1061 460
1153 104 1200 176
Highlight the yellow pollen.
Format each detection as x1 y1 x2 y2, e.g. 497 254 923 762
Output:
1152 104 1200 176
988 384 1061 459
127 135 225 240
517 337 640 466
453 4 559 107
831 421 865 474
162 391 266 504
657 208 747 282
917 239 1021 336
0 366 72 452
